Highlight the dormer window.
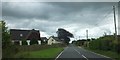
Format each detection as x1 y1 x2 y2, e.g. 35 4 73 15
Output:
20 34 23 37
44 40 46 42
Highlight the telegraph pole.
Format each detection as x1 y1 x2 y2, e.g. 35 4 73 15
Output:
79 36 80 40
113 6 117 41
86 30 89 47
86 30 88 40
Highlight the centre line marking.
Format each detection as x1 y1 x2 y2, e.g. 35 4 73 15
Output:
82 55 89 60
74 49 81 55
74 48 89 60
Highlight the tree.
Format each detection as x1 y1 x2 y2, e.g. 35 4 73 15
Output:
57 28 73 45
1 21 11 48
1 21 20 58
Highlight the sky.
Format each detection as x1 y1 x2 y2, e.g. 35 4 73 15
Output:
1 1 119 42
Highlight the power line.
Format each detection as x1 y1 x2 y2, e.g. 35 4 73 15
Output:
95 9 113 26
93 7 113 35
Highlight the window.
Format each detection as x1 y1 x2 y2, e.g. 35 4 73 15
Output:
20 34 23 37
44 40 46 42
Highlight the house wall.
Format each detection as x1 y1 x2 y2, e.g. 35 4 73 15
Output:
38 40 41 45
53 39 57 43
47 37 61 45
12 40 41 45
12 40 20 45
26 40 30 45
53 40 61 44
48 38 53 45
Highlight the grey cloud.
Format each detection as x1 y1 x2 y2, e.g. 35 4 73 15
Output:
2 2 119 38
2 0 120 3
2 2 51 20
2 2 117 21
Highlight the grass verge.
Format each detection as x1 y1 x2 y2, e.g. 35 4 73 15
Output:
14 47 64 58
83 47 120 60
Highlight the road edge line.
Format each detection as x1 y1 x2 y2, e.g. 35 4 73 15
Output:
78 46 111 58
89 51 110 58
82 55 89 60
55 47 67 60
56 50 64 59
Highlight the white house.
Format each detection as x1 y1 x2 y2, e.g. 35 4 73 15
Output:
47 36 63 45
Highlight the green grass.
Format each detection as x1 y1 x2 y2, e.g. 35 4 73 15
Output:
83 47 120 60
15 47 63 58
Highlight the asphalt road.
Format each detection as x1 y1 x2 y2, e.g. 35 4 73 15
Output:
55 44 112 60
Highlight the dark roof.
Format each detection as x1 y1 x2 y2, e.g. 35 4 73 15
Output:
10 29 40 40
77 40 87 41
51 36 62 42
41 37 47 40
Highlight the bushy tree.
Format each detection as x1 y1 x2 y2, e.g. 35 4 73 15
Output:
57 28 73 45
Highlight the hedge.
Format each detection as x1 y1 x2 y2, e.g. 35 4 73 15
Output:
89 36 120 53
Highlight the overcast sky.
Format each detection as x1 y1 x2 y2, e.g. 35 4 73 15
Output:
1 1 119 42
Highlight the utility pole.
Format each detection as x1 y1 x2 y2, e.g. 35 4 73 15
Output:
104 32 107 36
113 6 117 41
79 36 80 40
113 5 119 56
86 30 88 40
86 30 89 47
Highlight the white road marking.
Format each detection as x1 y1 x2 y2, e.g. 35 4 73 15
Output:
78 46 87 51
55 47 68 60
55 50 64 60
74 49 89 60
82 55 89 60
89 51 110 58
74 49 81 54
78 47 110 58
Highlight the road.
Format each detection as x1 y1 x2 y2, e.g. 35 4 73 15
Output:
55 44 112 60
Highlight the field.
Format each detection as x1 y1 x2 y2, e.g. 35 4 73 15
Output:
14 47 64 58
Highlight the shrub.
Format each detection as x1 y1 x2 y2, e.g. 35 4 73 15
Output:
22 40 28 45
2 45 19 58
30 40 38 45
